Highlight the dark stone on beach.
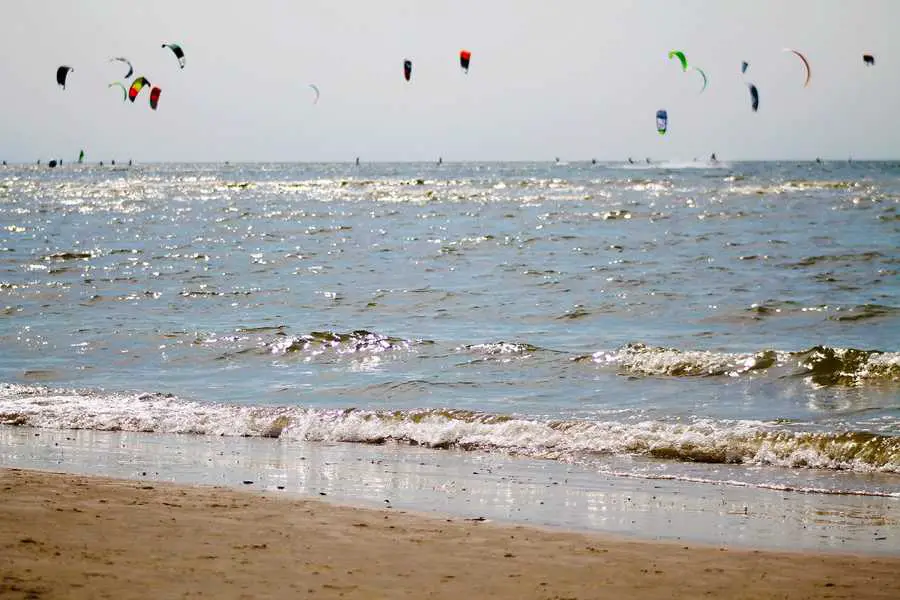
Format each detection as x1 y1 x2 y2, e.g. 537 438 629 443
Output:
319 492 327 496
242 480 253 485
276 486 285 490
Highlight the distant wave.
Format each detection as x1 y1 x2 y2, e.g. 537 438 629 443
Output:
1 384 897 477
202 328 900 387
581 342 899 386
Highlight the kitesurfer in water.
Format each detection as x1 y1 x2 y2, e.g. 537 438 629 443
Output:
355 157 360 166
710 153 717 163
627 158 635 164
645 158 651 164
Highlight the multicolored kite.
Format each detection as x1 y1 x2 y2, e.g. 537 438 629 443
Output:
128 76 151 102
656 109 668 134
459 49 471 73
149 86 162 110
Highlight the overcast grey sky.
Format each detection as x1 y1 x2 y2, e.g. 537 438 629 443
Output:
2 0 898 162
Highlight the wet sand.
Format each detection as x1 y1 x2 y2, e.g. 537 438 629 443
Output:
2 467 899 600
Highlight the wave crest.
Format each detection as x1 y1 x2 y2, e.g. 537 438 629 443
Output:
2 384 897 475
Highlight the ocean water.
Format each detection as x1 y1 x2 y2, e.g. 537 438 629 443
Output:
1 160 898 498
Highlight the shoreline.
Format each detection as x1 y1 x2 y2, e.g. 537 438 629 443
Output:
3 467 900 599
1 425 898 555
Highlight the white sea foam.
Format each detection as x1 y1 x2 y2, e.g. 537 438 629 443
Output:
2 384 897 476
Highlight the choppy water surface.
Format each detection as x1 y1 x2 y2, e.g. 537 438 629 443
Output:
1 161 898 496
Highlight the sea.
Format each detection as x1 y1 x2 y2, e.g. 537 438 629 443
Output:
1 160 898 510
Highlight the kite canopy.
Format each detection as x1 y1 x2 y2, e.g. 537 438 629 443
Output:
108 81 127 101
309 84 320 104
459 49 471 72
741 61 749 74
128 76 151 102
162 43 186 68
748 83 759 112
110 57 133 79
668 50 688 71
56 66 74 89
784 48 811 86
403 59 412 82
149 86 162 110
693 67 708 93
656 109 668 135
863 54 875 66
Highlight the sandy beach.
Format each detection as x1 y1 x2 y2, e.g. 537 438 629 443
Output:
2 468 899 600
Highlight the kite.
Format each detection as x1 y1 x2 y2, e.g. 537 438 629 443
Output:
741 61 749 74
748 83 759 112
108 81 127 101
784 48 811 87
162 43 186 68
656 109 668 134
309 84 320 104
149 86 162 110
693 67 708 93
459 49 471 73
56 66 74 89
668 50 688 71
403 59 412 82
110 57 133 79
128 77 151 102
863 54 875 66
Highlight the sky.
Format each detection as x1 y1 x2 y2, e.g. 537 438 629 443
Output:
2 0 899 162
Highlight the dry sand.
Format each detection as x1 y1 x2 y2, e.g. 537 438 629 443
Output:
1 468 898 599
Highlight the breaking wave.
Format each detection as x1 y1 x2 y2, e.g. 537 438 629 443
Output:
581 343 900 386
1 384 897 476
